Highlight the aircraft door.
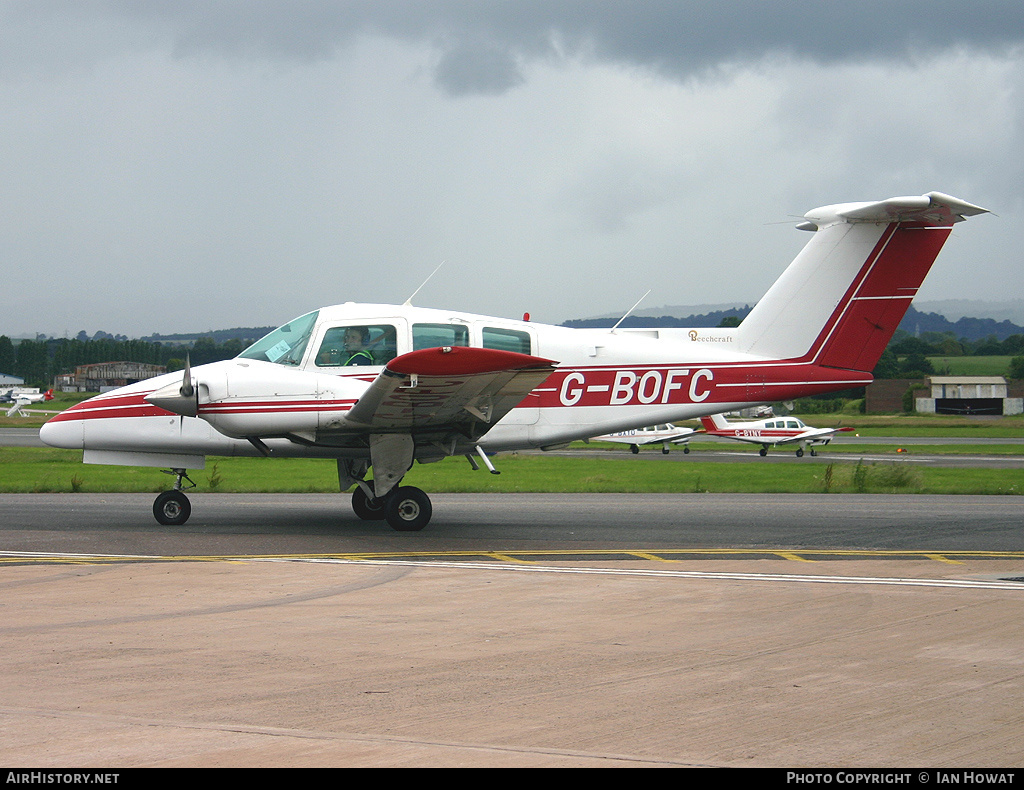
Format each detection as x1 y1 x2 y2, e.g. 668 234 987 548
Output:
481 324 540 426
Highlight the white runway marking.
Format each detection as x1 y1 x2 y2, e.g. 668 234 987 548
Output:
268 557 1024 591
4 551 1022 591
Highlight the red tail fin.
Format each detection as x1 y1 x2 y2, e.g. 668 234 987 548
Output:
735 193 988 372
699 414 727 433
811 224 951 371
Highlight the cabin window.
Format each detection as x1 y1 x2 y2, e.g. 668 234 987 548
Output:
787 420 800 429
482 327 532 355
315 324 398 367
238 310 319 366
413 323 469 350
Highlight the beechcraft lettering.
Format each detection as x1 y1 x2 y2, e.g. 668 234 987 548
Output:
556 368 714 406
41 192 989 531
688 331 734 344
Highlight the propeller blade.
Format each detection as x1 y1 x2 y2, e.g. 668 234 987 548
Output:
180 354 195 398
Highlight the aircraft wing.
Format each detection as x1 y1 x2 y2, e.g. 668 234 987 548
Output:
640 429 700 445
333 346 557 440
774 427 854 445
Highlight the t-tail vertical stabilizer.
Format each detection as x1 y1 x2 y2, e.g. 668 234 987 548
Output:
735 192 988 371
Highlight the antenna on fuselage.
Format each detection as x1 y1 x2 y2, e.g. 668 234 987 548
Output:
403 261 446 306
610 289 651 333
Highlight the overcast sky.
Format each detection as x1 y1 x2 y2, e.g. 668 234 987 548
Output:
2 1 1022 338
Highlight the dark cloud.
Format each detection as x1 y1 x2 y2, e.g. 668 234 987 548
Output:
433 40 525 96
14 1 1023 94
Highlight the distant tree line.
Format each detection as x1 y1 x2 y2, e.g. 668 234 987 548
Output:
0 334 259 389
874 332 1024 379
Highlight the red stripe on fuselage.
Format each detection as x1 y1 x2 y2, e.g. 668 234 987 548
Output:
47 392 359 423
199 399 356 415
45 392 172 423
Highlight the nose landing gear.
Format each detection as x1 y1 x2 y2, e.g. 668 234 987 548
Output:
153 468 196 526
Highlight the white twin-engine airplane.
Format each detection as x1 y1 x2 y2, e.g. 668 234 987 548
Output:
40 192 988 531
5 388 54 417
699 413 854 457
592 424 701 454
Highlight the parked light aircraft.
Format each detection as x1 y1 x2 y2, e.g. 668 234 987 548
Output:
40 192 988 531
592 424 701 454
699 413 854 457
5 389 54 417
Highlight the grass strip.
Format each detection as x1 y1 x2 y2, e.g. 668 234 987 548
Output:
1 448 1019 496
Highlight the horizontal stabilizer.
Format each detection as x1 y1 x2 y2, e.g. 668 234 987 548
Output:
798 192 989 231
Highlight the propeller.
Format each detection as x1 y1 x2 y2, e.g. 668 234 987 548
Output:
145 354 199 417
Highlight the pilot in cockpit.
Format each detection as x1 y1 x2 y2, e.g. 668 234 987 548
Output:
342 326 374 366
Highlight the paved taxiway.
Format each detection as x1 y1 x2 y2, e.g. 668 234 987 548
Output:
2 492 1023 767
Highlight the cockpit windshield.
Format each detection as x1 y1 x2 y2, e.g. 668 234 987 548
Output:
237 310 319 366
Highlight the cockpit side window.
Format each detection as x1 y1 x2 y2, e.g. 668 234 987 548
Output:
482 327 532 355
237 310 319 366
315 324 398 367
413 323 469 351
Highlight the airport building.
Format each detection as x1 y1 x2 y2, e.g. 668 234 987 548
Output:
57 361 166 393
915 376 1022 415
867 376 1024 415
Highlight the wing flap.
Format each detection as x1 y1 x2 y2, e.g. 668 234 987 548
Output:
334 346 557 436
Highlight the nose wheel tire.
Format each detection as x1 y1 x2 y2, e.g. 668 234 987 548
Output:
153 490 191 526
385 486 432 532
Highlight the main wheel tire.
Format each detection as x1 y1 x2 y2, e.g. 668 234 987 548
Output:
759 447 768 457
662 447 670 454
385 486 432 532
796 448 804 458
153 490 191 526
683 446 690 454
630 445 639 454
352 486 387 521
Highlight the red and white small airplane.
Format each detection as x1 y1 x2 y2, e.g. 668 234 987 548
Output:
40 191 988 530
699 413 854 457
5 388 54 417
592 423 701 454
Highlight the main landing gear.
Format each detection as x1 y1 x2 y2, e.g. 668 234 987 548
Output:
153 468 196 526
351 484 432 532
757 446 817 458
